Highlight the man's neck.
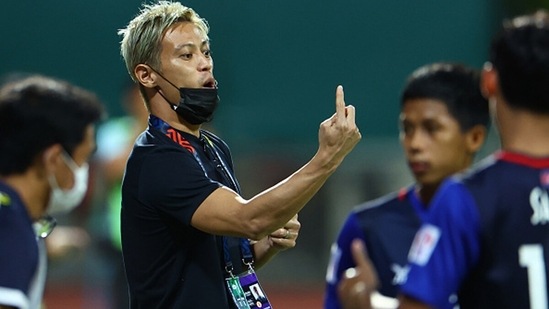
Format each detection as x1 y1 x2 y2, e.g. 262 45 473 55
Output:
149 111 201 137
416 183 439 206
1 172 47 221
498 104 549 157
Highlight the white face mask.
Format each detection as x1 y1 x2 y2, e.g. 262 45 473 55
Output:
46 151 89 215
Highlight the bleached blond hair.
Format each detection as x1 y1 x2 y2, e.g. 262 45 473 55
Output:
118 1 209 81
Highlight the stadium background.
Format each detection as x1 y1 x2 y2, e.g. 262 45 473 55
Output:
0 0 542 308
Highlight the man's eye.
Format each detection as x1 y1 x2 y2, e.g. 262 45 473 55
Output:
401 124 413 135
424 123 440 134
180 53 192 59
203 49 212 57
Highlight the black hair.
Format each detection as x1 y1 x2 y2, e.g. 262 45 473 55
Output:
0 75 105 175
401 63 490 132
490 10 549 114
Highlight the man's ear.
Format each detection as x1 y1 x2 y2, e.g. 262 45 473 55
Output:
465 125 487 154
134 64 157 89
481 62 498 99
42 144 63 175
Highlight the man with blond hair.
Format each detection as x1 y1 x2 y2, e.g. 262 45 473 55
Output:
118 1 361 308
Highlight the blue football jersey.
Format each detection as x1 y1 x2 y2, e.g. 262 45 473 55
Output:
0 181 39 309
324 186 430 309
402 151 549 309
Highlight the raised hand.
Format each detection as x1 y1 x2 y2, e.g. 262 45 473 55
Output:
317 85 362 169
338 239 379 309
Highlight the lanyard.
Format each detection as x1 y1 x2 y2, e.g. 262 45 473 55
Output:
148 115 253 274
201 133 242 194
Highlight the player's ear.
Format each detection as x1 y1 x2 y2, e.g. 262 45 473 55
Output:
36 144 64 180
481 62 498 99
465 125 487 154
135 64 157 89
42 144 63 171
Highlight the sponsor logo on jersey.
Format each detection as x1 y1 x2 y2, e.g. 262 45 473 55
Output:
529 187 549 225
408 224 440 266
391 263 410 285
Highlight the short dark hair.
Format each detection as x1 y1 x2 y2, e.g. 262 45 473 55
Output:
401 63 490 132
0 75 105 175
490 10 549 114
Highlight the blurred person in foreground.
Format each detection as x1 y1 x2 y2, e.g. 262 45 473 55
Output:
118 1 361 308
325 63 489 309
340 9 549 309
0 75 104 309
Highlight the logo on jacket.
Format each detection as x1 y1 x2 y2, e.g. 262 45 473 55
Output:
0 192 10 207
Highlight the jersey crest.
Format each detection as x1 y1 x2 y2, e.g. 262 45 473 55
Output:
408 224 440 266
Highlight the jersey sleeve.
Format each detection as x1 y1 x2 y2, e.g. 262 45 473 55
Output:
324 212 367 309
399 179 481 309
137 148 220 226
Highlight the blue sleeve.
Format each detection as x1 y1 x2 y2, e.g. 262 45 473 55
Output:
324 212 367 309
399 180 481 309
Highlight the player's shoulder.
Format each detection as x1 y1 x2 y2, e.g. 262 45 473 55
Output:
443 153 524 200
447 154 501 189
353 186 413 215
429 156 502 220
0 183 26 217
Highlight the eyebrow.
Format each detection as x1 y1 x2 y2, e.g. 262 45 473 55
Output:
174 39 210 52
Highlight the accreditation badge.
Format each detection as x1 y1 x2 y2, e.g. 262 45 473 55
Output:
238 269 272 309
226 276 251 309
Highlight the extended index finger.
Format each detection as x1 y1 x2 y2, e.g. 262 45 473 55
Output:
335 85 346 121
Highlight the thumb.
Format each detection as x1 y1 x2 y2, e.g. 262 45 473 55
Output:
350 238 379 289
350 238 369 267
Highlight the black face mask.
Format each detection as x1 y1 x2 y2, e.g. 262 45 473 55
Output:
153 69 220 125
175 87 219 125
